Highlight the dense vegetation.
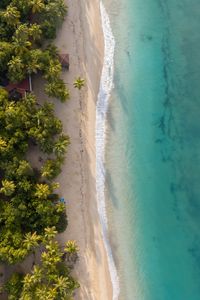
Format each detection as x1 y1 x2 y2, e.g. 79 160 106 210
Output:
0 0 70 101
0 0 81 298
3 228 79 299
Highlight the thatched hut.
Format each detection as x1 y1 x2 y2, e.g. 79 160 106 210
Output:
59 54 69 70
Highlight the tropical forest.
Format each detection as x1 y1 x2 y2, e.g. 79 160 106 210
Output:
0 0 81 298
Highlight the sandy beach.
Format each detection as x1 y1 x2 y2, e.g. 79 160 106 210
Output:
53 1 113 299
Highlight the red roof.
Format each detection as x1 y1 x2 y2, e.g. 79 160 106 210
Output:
5 78 30 92
58 54 69 68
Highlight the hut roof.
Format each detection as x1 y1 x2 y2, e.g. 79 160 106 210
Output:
5 78 31 92
5 78 31 98
59 54 69 69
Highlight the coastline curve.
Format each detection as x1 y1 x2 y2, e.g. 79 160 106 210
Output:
96 2 120 300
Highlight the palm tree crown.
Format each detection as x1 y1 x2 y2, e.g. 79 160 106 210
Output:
73 77 85 90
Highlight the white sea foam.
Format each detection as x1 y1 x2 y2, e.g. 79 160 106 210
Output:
96 2 120 300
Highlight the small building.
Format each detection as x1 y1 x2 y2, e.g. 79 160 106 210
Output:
5 76 32 100
58 54 69 70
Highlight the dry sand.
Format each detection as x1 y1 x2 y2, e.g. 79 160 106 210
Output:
54 1 113 299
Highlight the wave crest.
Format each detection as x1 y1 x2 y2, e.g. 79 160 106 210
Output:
96 2 120 300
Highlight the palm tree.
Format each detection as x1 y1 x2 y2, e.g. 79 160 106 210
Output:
0 179 15 196
5 240 79 299
41 160 54 179
31 0 45 14
35 183 50 199
26 61 39 75
53 135 70 157
31 266 42 284
12 24 32 55
64 240 79 266
45 79 70 102
8 55 24 72
18 180 32 192
16 160 33 177
8 56 25 82
54 276 70 297
40 0 67 27
41 241 62 272
22 273 34 289
35 286 48 299
35 109 44 126
46 287 58 299
23 232 41 268
12 38 30 56
64 240 79 254
41 159 62 180
23 232 40 251
0 138 7 153
2 4 20 26
44 60 62 81
4 273 24 299
0 42 13 69
44 227 57 242
46 44 59 59
29 24 42 42
73 77 85 90
26 52 42 74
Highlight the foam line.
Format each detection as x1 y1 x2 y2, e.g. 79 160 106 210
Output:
96 2 120 299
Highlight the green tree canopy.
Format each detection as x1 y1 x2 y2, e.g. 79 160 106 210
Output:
4 235 79 299
1 4 20 26
0 179 16 196
73 77 85 90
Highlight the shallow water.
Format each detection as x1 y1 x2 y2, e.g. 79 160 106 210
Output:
102 1 200 299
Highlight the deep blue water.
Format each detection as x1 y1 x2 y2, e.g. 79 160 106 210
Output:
104 1 200 299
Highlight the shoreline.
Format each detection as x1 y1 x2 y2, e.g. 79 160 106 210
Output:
96 3 120 300
54 1 113 299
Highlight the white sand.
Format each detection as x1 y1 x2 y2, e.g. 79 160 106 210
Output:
54 1 113 299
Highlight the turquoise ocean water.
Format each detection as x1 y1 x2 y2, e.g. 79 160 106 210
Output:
102 1 200 299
